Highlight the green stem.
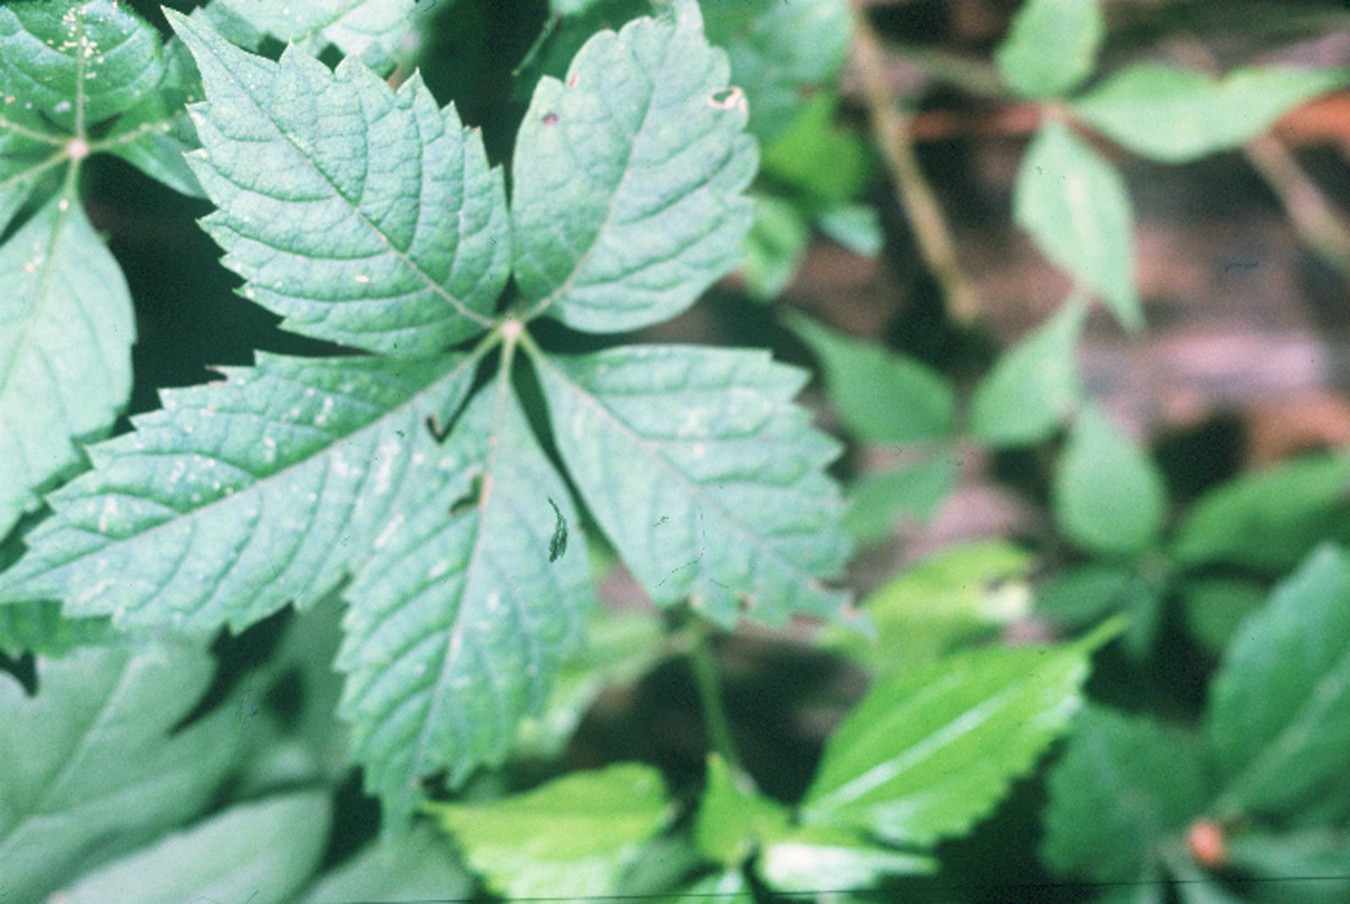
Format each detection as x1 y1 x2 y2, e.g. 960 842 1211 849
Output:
686 617 748 782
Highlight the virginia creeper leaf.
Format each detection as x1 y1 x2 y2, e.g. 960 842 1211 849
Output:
534 344 850 626
168 10 509 356
0 352 476 633
0 194 135 540
0 644 240 902
994 0 1103 99
202 0 417 66
800 621 1120 847
1041 705 1208 883
1015 123 1140 331
511 4 757 332
0 133 59 236
429 762 670 899
1073 64 1349 163
51 791 330 904
1208 545 1350 817
337 380 595 821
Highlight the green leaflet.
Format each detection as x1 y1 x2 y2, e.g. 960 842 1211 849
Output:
430 763 670 899
0 353 477 633
50 792 330 904
297 824 474 904
201 0 417 66
337 380 595 822
1014 123 1141 331
170 10 509 357
695 754 792 866
511 4 758 332
0 644 241 902
1074 64 1349 163
994 0 1103 99
533 344 851 626
0 195 135 540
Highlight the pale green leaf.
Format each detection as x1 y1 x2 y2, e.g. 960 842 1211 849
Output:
511 5 757 332
0 644 241 902
534 344 850 626
694 754 791 866
0 194 135 540
760 91 870 203
1042 706 1207 883
818 203 884 257
666 868 753 904
298 824 474 904
53 792 330 904
1208 545 1350 817
430 763 670 899
168 11 509 356
829 540 1033 674
0 135 61 236
758 825 935 893
1226 828 1350 896
703 0 852 142
801 622 1119 847
337 382 595 821
1171 453 1350 572
0 0 164 133
1015 123 1140 330
1052 406 1169 557
0 599 112 657
101 36 204 198
843 456 956 543
1179 577 1267 655
786 311 956 444
743 193 810 300
0 352 476 634
969 300 1087 446
1073 64 1348 163
203 0 417 66
994 0 1103 99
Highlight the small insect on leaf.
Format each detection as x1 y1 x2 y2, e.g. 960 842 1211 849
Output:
548 497 568 562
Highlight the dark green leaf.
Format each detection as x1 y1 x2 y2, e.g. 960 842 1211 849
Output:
337 381 595 821
969 301 1087 447
843 456 956 543
0 600 112 658
511 4 756 333
1207 545 1350 817
1041 705 1208 883
1179 577 1268 656
534 344 850 626
1052 406 1169 557
760 92 871 203
430 762 670 899
1073 64 1348 163
801 621 1120 847
1035 563 1138 629
785 311 957 444
0 644 240 902
168 11 509 356
298 823 474 904
1014 123 1140 330
994 0 1103 99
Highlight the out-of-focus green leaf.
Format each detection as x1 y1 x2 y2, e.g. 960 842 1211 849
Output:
1171 454 1350 573
430 763 670 899
1042 705 1207 883
970 301 1087 446
1073 64 1349 163
694 754 790 866
1226 828 1350 902
761 92 871 203
0 600 112 658
994 0 1103 99
1014 123 1140 330
1035 563 1136 629
801 620 1121 847
785 311 957 444
298 823 474 904
743 194 810 300
50 792 330 904
0 644 241 902
1052 406 1169 557
202 0 417 68
843 456 956 544
1208 545 1350 817
1179 577 1268 656
758 825 934 893
665 869 753 904
818 203 885 257
830 540 1033 673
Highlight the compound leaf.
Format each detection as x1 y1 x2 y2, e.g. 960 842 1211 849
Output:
430 763 669 899
0 352 476 635
337 381 594 822
534 344 850 626
511 4 757 333
0 643 240 903
1015 123 1140 331
1208 545 1350 817
994 0 1103 99
801 621 1120 847
1042 706 1207 883
0 194 135 540
168 11 509 356
51 791 330 904
201 0 417 67
1074 64 1348 163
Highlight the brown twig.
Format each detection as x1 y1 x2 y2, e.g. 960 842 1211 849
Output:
847 0 983 324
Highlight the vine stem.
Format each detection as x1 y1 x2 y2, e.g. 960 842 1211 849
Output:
846 0 983 324
685 617 750 783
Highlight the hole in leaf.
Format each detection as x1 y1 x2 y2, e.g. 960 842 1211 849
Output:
542 112 559 126
708 86 744 110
